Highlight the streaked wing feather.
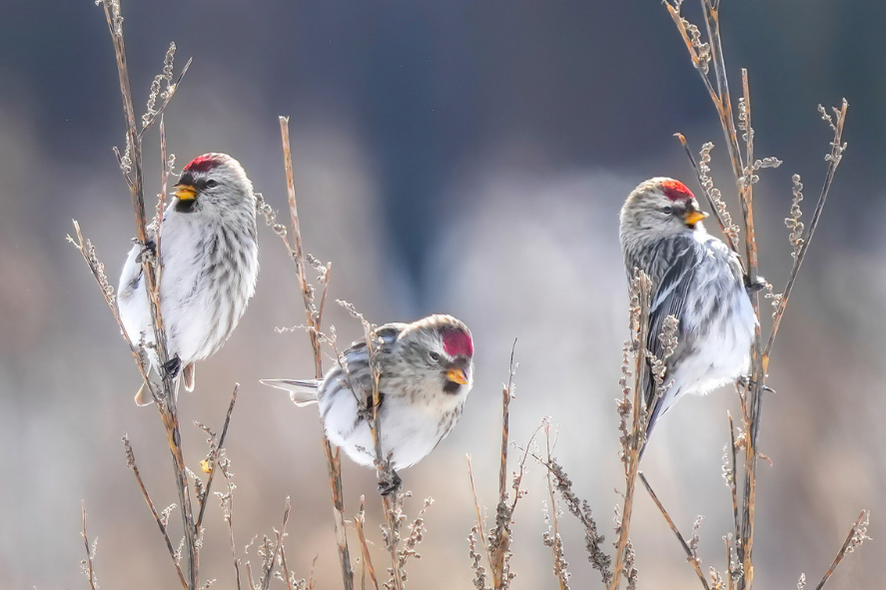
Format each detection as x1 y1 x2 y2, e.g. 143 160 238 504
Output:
319 323 404 422
645 241 701 434
117 243 144 302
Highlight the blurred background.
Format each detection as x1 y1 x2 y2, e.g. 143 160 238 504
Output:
1 0 883 588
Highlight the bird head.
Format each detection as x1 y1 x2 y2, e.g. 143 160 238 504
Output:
620 177 709 241
173 153 255 215
398 314 474 395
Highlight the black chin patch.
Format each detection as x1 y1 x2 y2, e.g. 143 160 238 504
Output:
443 380 461 395
175 199 196 213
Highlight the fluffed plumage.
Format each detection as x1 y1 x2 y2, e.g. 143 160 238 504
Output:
263 314 474 487
118 153 259 405
619 177 757 440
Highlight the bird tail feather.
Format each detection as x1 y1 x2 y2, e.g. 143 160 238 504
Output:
133 372 183 406
260 378 321 407
182 363 196 392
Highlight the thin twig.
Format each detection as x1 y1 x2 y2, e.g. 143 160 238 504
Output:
222 469 242 590
639 473 710 590
159 408 200 589
813 510 870 590
609 272 652 590
500 340 518 502
466 455 494 579
123 434 188 588
727 413 739 542
278 115 353 590
101 0 173 405
196 384 240 530
377 489 407 590
261 497 293 590
738 70 759 284
98 3 198 586
534 453 611 584
487 345 526 590
674 133 740 255
725 535 736 590
764 100 848 362
81 500 99 590
155 114 168 278
665 5 852 590
138 57 192 139
735 71 763 590
542 423 570 590
354 497 380 590
278 545 295 590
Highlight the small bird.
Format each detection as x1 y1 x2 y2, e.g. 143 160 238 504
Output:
262 314 474 493
117 153 259 405
619 177 757 441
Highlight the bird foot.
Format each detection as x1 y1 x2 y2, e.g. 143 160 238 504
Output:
744 273 767 293
377 469 402 497
136 238 157 263
163 355 182 380
737 375 775 393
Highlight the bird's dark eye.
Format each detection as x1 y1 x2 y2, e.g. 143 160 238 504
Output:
661 206 674 215
204 180 218 188
428 351 441 363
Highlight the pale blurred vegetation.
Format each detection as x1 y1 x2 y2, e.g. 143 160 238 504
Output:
0 1 883 588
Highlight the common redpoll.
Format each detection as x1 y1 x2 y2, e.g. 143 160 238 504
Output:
619 177 757 440
117 153 259 405
262 314 474 493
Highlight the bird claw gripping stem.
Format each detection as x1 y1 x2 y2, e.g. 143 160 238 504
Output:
163 355 182 380
134 237 157 263
744 273 767 293
737 374 775 394
377 468 402 497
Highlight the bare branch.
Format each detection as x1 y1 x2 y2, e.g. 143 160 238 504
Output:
354 497 380 590
639 473 710 590
277 115 354 590
542 424 570 590
813 510 870 590
765 100 849 361
196 384 240 530
80 500 100 590
123 434 187 588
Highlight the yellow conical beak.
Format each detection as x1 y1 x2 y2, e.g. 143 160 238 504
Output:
174 184 198 201
447 368 469 385
683 210 708 226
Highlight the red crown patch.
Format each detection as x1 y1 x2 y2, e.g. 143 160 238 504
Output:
661 179 695 202
442 329 473 358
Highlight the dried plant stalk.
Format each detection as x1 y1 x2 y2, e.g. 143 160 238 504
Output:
354 497 380 590
93 1 199 586
259 497 293 590
277 116 354 590
195 384 240 531
81 501 99 590
639 474 709 590
764 101 848 361
663 3 856 590
123 434 187 588
466 348 534 590
813 510 870 590
609 270 652 590
542 456 611 583
541 424 570 590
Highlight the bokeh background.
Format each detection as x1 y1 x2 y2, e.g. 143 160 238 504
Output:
1 0 884 588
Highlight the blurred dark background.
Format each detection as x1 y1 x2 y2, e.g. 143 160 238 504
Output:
1 1 883 588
